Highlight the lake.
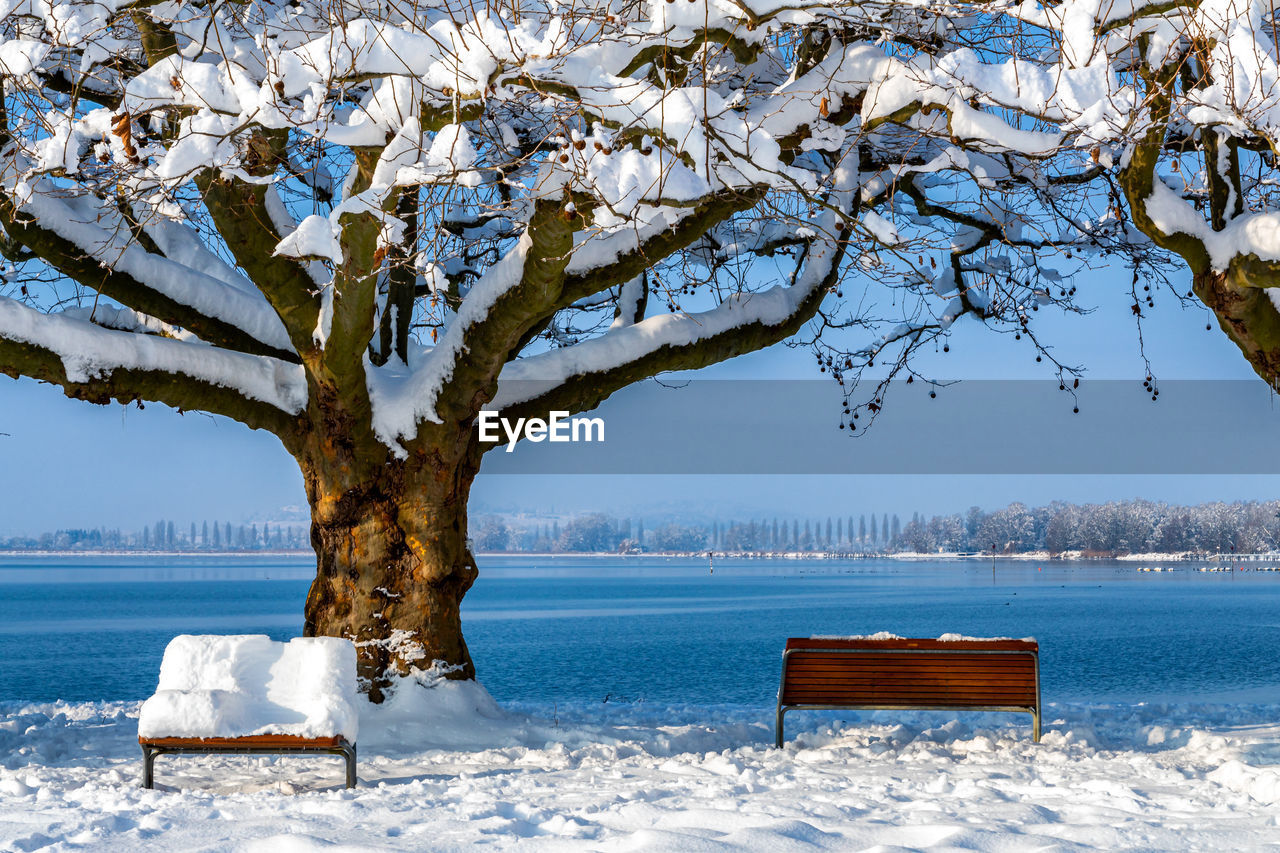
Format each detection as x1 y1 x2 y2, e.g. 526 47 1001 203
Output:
2 554 1279 705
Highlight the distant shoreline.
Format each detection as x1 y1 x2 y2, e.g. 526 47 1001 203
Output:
0 549 314 558
0 549 1244 562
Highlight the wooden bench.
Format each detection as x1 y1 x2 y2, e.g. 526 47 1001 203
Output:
775 637 1040 746
137 635 360 790
139 734 356 790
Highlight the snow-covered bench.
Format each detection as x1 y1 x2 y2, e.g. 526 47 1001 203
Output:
137 635 360 789
775 636 1041 746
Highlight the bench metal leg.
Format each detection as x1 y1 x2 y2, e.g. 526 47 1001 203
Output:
775 706 786 748
338 742 357 788
141 745 157 789
1032 708 1041 743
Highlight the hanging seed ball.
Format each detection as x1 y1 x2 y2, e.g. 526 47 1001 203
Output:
906 375 914 384
593 141 603 151
641 146 653 155
1073 378 1079 388
1143 285 1150 291
834 221 845 231
943 344 950 352
1207 323 1212 330
839 422 845 429
559 154 569 163
1059 383 1065 390
1015 333 1021 340
930 391 937 398
1073 406 1079 413
573 139 586 150
1036 355 1042 362
853 412 859 419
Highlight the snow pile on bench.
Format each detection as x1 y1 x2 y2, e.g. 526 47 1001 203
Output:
138 635 358 741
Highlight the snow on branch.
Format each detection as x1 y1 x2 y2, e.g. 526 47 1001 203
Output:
9 184 294 355
0 296 306 415
490 165 860 415
366 215 540 450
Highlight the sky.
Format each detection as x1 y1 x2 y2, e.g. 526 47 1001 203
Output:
0 261 1275 536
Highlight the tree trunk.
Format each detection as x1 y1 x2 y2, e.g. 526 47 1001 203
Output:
301 458 479 702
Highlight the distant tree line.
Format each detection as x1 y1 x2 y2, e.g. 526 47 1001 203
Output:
8 500 1278 556
897 500 1280 556
0 519 310 552
473 500 1280 556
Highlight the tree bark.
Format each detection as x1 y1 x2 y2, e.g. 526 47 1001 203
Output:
1194 267 1280 387
300 448 479 702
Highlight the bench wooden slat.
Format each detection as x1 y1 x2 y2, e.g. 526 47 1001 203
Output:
784 696 1037 705
783 666 1037 677
784 674 1035 685
783 697 1037 707
139 735 346 749
782 690 1037 701
783 666 1034 671
784 654 1037 665
783 683 1039 694
776 637 1041 746
786 638 1037 652
782 671 1039 681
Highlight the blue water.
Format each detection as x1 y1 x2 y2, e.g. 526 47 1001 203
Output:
3 555 1280 705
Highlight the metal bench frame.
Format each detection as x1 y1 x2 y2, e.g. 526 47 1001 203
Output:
140 736 357 789
775 641 1041 747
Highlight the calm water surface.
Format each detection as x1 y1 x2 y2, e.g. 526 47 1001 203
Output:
2 554 1279 705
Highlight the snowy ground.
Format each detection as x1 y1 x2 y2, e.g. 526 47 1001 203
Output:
3 681 1280 851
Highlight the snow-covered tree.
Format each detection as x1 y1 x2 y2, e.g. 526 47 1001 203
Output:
557 513 619 552
5 0 1280 695
650 522 708 552
978 502 1035 553
472 515 510 552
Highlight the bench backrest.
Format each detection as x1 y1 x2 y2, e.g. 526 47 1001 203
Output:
780 637 1039 710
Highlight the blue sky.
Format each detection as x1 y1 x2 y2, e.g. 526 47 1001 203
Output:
0 262 1274 536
